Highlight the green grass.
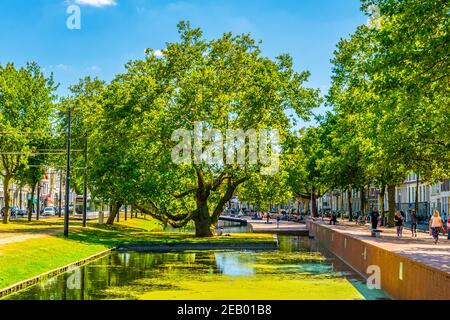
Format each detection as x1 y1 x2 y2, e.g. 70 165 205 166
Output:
0 236 108 289
0 217 273 290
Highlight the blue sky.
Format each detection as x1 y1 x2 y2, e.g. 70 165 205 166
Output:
0 0 367 118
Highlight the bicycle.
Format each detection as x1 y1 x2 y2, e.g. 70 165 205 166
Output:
357 215 366 226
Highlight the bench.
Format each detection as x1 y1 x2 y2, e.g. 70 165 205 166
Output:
371 229 383 238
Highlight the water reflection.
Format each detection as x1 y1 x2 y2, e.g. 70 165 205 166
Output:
165 220 253 234
5 237 388 300
214 253 255 276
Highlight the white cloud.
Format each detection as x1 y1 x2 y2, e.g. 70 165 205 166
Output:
86 66 101 72
49 64 71 71
154 50 164 58
74 0 117 7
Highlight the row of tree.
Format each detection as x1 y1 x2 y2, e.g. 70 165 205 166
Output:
286 0 449 225
1 0 447 235
0 22 320 236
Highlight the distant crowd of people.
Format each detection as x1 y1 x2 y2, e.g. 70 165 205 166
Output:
230 206 449 244
347 207 449 244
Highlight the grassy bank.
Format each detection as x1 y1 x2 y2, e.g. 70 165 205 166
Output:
0 217 273 290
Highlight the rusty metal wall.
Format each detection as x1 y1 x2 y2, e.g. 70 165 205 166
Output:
307 220 450 300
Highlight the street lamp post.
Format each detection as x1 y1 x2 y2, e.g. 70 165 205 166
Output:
59 169 62 218
64 108 71 238
36 183 40 221
82 132 88 228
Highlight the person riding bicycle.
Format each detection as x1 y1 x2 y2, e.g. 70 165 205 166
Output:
357 214 366 225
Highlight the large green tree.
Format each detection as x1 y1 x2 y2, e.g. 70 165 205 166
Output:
92 22 320 236
0 63 56 224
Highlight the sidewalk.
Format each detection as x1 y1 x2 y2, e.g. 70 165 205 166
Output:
314 219 450 273
0 229 61 247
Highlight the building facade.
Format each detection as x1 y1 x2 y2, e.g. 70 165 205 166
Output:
316 174 450 222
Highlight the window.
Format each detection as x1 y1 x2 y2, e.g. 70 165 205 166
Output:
442 179 450 192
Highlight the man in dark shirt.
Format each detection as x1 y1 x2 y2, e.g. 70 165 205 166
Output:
409 209 418 237
370 207 379 230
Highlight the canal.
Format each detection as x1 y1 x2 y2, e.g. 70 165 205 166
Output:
5 234 388 300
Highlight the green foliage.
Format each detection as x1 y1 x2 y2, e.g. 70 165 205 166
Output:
78 22 320 235
288 0 449 221
0 62 57 223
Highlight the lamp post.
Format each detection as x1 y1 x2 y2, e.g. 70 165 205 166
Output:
36 183 40 221
82 132 88 227
64 108 71 238
59 169 62 218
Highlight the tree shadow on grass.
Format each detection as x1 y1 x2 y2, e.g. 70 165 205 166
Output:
59 223 271 249
59 224 202 248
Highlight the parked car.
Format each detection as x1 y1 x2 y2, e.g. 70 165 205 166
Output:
16 208 28 217
42 207 57 216
1 206 19 215
0 206 23 220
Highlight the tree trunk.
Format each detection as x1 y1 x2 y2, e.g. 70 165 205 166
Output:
366 184 370 213
193 201 214 237
379 185 386 226
2 176 11 224
106 202 121 225
415 174 420 214
360 187 365 215
387 184 396 227
36 183 40 221
311 186 318 217
329 190 333 212
28 184 36 222
347 188 353 221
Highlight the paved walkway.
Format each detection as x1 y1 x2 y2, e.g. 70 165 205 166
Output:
312 219 450 273
246 218 308 235
0 228 62 247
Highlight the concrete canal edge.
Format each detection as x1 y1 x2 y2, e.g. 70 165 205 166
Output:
306 220 450 300
0 248 115 299
116 239 278 251
0 238 278 299
253 229 309 236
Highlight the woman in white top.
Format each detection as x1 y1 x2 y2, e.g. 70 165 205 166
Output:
429 210 443 244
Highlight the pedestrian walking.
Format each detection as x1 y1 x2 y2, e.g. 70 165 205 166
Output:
370 207 379 230
276 215 280 228
394 211 404 237
409 209 418 237
429 210 443 244
446 216 450 240
329 212 337 225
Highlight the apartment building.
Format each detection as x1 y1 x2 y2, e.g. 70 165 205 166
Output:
0 168 65 212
